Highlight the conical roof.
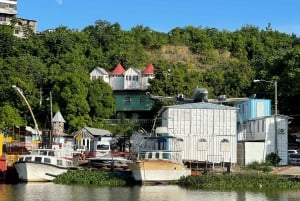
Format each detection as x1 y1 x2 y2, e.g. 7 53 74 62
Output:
143 63 154 74
51 111 66 123
110 63 126 75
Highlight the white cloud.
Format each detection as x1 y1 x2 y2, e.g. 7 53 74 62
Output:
56 0 63 5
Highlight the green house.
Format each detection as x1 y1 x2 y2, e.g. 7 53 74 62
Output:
114 90 155 119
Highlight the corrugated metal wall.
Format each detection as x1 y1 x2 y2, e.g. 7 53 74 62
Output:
236 99 271 122
162 107 237 163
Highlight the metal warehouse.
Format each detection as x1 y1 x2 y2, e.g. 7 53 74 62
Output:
159 103 239 164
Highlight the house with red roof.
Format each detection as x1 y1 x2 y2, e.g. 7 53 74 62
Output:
89 63 156 121
141 64 155 89
109 63 126 90
90 63 155 91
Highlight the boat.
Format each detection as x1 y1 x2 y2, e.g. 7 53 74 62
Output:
88 153 131 170
127 127 191 183
13 147 77 182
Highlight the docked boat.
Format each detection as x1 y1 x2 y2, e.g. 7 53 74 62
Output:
13 147 76 182
88 153 131 170
128 127 191 183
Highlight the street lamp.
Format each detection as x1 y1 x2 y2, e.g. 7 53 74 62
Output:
12 85 41 141
253 79 278 154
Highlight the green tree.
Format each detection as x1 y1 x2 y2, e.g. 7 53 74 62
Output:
0 104 24 130
88 79 115 124
52 73 91 132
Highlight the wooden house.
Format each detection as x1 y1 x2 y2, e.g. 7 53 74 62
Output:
109 63 126 90
73 127 112 154
89 67 109 83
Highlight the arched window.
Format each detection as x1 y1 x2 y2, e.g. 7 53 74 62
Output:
220 139 230 152
198 138 207 151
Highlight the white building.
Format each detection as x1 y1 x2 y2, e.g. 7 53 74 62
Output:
159 103 239 164
90 63 155 91
237 115 289 166
89 67 109 83
0 0 37 37
124 67 141 90
109 63 126 90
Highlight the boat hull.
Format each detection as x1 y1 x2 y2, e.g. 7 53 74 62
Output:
14 162 69 182
127 160 191 182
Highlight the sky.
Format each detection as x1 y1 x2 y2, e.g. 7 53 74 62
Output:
17 0 300 36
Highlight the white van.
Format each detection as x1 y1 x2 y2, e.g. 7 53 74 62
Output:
95 141 111 157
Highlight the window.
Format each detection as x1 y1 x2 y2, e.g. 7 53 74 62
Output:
97 144 110 151
139 153 146 160
34 157 42 163
155 152 160 159
124 96 131 105
220 139 230 152
25 157 32 162
198 138 207 151
133 75 139 81
48 151 55 156
57 160 63 166
262 120 265 132
163 153 170 159
140 96 146 104
44 158 51 163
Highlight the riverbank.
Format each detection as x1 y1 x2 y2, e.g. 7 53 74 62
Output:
54 168 300 191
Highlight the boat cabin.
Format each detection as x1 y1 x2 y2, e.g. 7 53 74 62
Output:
17 149 73 167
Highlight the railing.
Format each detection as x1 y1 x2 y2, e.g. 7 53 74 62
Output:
102 119 154 127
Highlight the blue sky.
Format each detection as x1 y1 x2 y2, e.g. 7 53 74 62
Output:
18 0 300 35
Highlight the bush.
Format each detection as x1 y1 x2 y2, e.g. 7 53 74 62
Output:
265 152 281 166
245 161 273 173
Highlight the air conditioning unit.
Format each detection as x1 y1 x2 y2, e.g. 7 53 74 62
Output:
278 128 286 135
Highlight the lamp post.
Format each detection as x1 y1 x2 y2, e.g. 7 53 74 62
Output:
253 79 278 154
12 85 41 141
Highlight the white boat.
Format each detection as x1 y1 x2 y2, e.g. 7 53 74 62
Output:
128 127 191 183
127 150 191 183
13 148 76 182
88 153 131 169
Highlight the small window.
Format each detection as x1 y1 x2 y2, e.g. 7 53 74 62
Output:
25 157 32 162
148 152 153 159
97 144 110 151
34 157 42 163
162 153 170 159
57 160 63 166
139 153 146 160
44 158 51 163
155 152 160 159
220 139 230 152
124 96 131 105
198 138 207 151
140 96 146 104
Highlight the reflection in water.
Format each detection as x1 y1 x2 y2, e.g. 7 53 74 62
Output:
0 183 300 201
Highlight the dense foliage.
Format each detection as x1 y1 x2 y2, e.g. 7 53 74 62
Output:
176 174 300 191
0 21 299 134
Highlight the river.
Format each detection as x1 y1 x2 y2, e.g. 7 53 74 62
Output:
1 183 300 201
